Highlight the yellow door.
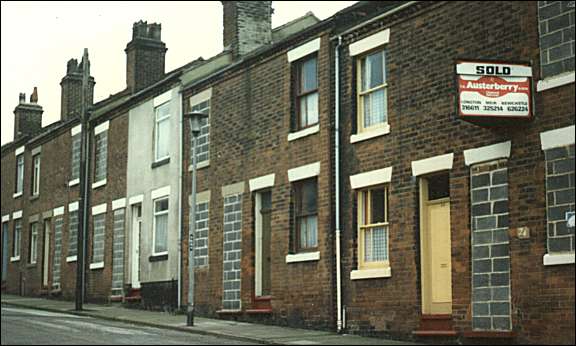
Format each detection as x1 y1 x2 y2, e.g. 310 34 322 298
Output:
425 198 452 314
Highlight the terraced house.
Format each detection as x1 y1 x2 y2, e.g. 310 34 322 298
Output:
1 1 574 345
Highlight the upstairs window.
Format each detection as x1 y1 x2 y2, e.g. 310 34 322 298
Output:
357 49 388 132
71 132 81 182
31 154 41 196
154 101 171 162
15 154 24 195
153 197 169 255
294 55 319 130
94 128 108 183
190 99 210 165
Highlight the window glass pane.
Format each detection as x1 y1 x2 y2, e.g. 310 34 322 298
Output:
300 57 317 92
307 215 318 248
261 191 272 211
155 213 168 253
92 214 106 263
370 188 386 224
33 155 40 195
306 92 319 126
14 221 21 257
363 88 387 128
362 51 384 91
155 198 169 213
155 102 170 120
300 180 317 214
68 211 79 257
364 226 388 262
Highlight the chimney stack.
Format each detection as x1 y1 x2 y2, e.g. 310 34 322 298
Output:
222 1 272 58
13 88 44 140
125 21 167 93
60 51 95 121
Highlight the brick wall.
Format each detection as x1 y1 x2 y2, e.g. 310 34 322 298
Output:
338 1 574 344
182 31 335 330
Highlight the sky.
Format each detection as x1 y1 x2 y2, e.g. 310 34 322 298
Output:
0 1 356 146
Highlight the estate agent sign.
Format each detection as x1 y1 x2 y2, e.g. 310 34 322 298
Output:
456 61 533 123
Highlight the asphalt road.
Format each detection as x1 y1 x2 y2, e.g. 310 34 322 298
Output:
1 305 254 345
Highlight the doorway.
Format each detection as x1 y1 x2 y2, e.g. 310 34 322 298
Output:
42 219 51 288
419 173 452 315
254 191 272 297
131 204 142 289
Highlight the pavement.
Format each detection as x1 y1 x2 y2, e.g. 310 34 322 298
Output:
1 294 418 345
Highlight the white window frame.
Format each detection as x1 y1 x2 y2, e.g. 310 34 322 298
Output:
153 197 169 256
356 48 389 135
32 154 41 196
357 186 390 271
15 153 24 197
154 101 171 163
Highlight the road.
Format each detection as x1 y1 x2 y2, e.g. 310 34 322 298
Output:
1 305 254 345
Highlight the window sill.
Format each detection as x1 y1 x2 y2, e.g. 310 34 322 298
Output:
350 124 390 144
149 253 169 262
536 72 575 92
188 160 210 172
90 262 104 270
92 179 107 190
543 253 574 266
13 192 22 199
68 179 80 187
286 251 320 263
26 263 37 269
10 256 20 262
66 256 77 263
151 157 170 169
350 267 391 280
29 194 39 201
288 124 320 142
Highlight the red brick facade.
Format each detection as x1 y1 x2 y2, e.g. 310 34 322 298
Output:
1 1 574 344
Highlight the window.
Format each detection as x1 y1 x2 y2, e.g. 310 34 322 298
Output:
294 179 318 251
154 102 171 162
538 2 575 79
294 55 319 130
29 223 38 264
68 210 79 258
71 133 81 181
194 201 209 267
32 154 41 196
153 197 169 255
357 49 388 132
358 186 389 269
94 130 108 183
190 99 210 165
15 154 24 195
92 214 106 265
13 220 21 259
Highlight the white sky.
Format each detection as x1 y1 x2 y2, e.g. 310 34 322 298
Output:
1 1 356 146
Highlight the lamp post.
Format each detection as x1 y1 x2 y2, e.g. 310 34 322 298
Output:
183 111 208 326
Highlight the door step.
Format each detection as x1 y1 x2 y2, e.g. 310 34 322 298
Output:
413 314 457 337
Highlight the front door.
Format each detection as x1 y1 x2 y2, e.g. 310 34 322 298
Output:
131 204 142 289
420 173 453 315
42 220 51 288
255 191 272 297
2 222 8 282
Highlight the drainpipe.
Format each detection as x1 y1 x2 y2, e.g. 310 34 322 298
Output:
177 91 183 309
335 35 344 333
